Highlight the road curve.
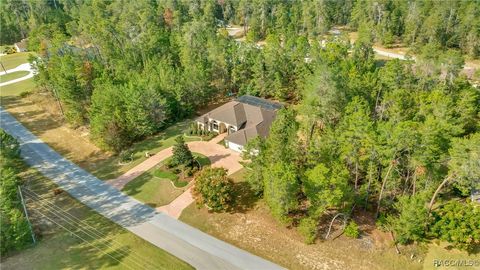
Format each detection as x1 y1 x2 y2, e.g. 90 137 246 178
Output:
0 63 34 87
0 107 285 270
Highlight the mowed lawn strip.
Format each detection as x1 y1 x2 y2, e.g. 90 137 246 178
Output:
1 167 193 270
122 169 186 207
0 77 35 97
0 70 30 83
0 52 33 69
90 120 199 180
122 153 211 207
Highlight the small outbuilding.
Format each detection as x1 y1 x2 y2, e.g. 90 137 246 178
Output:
14 39 28 52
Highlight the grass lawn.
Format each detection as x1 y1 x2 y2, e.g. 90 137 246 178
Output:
423 243 479 270
1 86 199 181
122 168 186 207
90 120 199 180
0 70 29 83
229 168 247 182
0 52 33 70
179 170 423 270
122 153 211 206
1 167 193 270
0 77 35 96
193 152 211 167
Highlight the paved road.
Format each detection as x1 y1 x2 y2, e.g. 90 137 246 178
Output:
0 63 34 87
0 107 284 270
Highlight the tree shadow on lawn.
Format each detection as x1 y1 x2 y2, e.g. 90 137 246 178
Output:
67 237 134 269
231 181 259 213
121 172 152 197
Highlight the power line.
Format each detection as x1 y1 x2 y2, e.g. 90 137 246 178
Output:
23 190 149 270
22 188 157 270
22 187 153 270
32 208 135 270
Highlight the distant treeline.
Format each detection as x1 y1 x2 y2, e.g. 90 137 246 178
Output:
2 1 479 57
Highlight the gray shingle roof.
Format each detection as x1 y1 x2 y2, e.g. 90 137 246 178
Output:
197 96 281 147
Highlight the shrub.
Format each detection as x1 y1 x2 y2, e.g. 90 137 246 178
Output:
298 217 318 244
119 150 133 163
19 91 32 98
344 221 360 238
192 167 235 212
387 195 428 244
430 201 480 252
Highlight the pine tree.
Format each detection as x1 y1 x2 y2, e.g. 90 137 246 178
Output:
171 136 194 168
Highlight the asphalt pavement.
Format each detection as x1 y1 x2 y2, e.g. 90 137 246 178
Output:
0 107 284 270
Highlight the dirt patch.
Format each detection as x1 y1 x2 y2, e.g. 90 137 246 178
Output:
1 91 112 173
180 201 422 270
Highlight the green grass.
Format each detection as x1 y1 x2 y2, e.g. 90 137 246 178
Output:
153 170 179 181
423 243 480 270
122 152 212 205
0 70 29 83
229 168 247 183
0 77 35 97
0 52 33 70
1 167 193 270
217 139 227 148
91 120 199 180
122 169 187 207
193 153 211 167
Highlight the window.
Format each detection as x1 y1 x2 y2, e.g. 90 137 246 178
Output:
212 121 219 131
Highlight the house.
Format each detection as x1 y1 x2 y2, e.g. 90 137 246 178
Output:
14 39 28 52
196 95 282 152
472 189 480 204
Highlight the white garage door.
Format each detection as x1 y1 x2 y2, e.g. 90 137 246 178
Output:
226 141 243 152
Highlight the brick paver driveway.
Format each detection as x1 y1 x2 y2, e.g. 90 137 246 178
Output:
106 133 244 218
1 107 284 270
107 133 242 189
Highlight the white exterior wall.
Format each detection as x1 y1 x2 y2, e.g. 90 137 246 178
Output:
226 141 243 152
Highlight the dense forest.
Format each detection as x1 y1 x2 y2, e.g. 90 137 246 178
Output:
1 0 479 151
1 0 479 249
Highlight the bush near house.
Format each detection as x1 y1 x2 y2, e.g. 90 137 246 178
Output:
187 123 216 140
192 167 235 212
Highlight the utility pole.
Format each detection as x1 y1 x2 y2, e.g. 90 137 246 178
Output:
18 186 36 245
1 62 7 73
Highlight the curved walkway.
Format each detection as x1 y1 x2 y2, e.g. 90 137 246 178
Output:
0 63 34 87
106 133 241 189
0 107 283 270
106 132 243 219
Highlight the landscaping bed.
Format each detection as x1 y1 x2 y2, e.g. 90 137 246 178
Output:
186 122 217 141
122 152 211 206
